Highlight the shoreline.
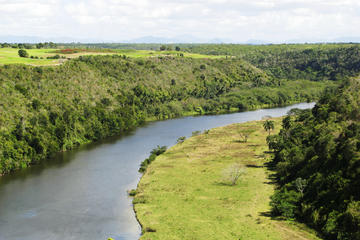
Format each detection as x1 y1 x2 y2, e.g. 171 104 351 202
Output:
133 118 321 239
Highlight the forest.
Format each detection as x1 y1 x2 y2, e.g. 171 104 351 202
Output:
2 43 360 176
267 78 360 240
0 54 332 175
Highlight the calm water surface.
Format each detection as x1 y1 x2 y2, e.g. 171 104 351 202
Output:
0 102 315 240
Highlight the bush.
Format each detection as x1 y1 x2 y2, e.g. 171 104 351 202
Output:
192 130 201 136
18 49 29 58
139 145 167 173
177 136 186 144
222 163 246 186
270 189 301 219
128 189 137 196
47 55 60 59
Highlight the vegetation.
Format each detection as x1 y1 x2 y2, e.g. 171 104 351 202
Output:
267 78 360 239
60 43 360 82
139 146 167 173
134 119 320 239
0 54 329 175
0 46 224 66
237 127 256 143
182 44 360 81
18 49 29 58
221 163 246 186
0 48 64 65
263 120 275 135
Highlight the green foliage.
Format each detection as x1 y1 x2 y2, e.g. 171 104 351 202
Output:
139 146 167 173
128 189 137 196
192 130 201 136
0 53 332 175
263 120 275 135
18 49 29 58
176 136 186 144
267 78 360 239
270 188 301 219
181 43 360 82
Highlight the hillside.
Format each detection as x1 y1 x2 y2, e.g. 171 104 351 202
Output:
267 78 360 239
0 55 329 175
183 44 360 81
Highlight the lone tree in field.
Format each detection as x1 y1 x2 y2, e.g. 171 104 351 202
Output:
237 128 256 143
263 120 275 136
222 163 246 186
18 49 29 58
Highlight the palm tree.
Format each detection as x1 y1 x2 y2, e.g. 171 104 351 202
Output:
263 120 275 135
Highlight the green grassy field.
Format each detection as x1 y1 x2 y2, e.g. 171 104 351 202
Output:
0 48 224 65
0 48 62 65
113 49 225 59
134 119 321 240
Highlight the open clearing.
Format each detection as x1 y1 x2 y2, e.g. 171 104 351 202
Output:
134 119 321 240
0 48 224 65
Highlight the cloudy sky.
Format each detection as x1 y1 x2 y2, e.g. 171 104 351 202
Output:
0 0 359 42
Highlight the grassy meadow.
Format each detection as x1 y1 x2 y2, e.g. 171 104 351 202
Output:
0 48 61 65
0 47 224 66
134 119 321 240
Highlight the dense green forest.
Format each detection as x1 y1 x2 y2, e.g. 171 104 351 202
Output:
60 43 360 83
182 44 360 81
0 54 330 175
267 78 360 239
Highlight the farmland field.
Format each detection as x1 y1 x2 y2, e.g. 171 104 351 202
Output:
0 47 224 66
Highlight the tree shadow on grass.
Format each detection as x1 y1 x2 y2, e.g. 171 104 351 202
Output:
246 164 264 168
213 181 237 187
259 211 285 221
233 140 247 143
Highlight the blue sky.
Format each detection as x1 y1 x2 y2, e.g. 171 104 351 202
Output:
0 0 359 42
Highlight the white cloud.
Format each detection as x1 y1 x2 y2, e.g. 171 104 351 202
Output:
0 0 359 42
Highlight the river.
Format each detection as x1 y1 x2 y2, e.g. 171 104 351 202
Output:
0 102 315 240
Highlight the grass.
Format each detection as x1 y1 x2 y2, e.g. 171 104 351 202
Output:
0 48 225 66
134 119 321 240
0 48 60 65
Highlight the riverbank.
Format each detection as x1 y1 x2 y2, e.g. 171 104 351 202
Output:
134 118 321 240
144 100 312 122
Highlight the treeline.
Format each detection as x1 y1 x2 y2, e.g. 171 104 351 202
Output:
1 42 57 49
60 43 179 51
182 44 360 81
63 43 360 81
0 55 329 174
267 78 360 239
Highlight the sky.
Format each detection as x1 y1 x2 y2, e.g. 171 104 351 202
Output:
0 0 359 43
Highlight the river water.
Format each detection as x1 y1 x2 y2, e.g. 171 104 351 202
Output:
0 102 315 240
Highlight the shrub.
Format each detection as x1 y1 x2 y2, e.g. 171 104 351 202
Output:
192 130 201 136
222 163 246 186
139 146 167 173
18 49 29 58
128 189 137 196
270 189 301 219
177 136 186 144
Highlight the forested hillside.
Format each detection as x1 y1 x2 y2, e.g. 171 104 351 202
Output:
0 55 329 175
184 44 360 81
267 78 360 239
